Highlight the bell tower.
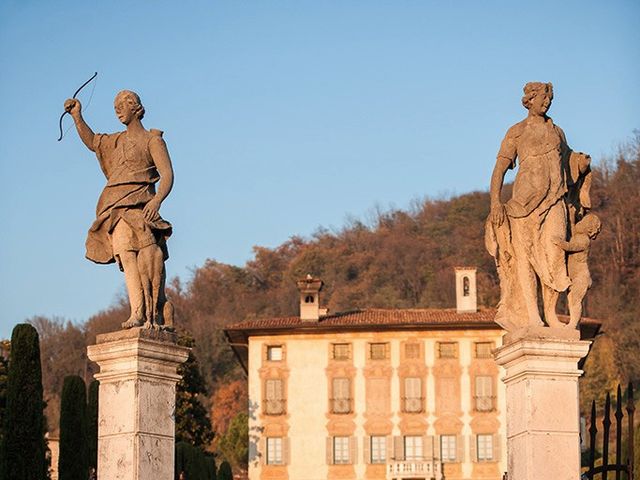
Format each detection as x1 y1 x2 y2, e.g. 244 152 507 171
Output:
455 267 477 313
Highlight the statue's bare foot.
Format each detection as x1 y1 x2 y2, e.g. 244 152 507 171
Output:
121 317 144 329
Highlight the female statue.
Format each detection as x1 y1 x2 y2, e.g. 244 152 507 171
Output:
486 82 592 331
64 90 174 329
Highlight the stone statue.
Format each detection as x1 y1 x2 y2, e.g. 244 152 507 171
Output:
64 91 174 330
485 82 596 332
553 213 601 328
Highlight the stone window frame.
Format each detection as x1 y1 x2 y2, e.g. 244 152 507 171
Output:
266 437 283 465
333 436 350 464
369 342 389 360
331 343 352 361
330 377 352 414
263 378 286 416
401 376 424 413
476 434 494 462
437 341 458 359
265 344 285 362
370 435 387 464
474 342 494 359
440 434 457 462
473 375 495 412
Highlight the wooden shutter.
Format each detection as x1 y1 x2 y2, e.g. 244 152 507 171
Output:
435 435 441 460
386 436 394 462
493 434 502 462
457 434 465 463
424 435 434 460
326 437 333 465
349 436 358 465
363 436 370 464
469 434 477 462
284 437 291 465
259 437 266 465
393 436 405 461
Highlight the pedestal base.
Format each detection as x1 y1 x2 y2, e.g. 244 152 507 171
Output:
494 337 591 480
87 328 189 480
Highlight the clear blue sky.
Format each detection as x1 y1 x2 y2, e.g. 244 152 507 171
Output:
0 1 638 339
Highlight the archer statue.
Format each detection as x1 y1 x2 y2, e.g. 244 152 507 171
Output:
64 90 174 330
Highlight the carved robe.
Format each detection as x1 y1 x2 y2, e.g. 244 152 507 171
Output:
85 129 172 266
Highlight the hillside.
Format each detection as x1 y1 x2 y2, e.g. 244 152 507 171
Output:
23 134 640 439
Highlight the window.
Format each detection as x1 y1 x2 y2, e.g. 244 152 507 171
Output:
332 343 350 360
405 343 420 359
370 436 386 464
438 342 457 359
475 376 494 412
264 379 285 415
305 295 314 303
440 435 457 462
403 377 423 413
477 434 493 461
333 437 350 464
331 378 351 413
475 342 493 358
404 436 423 461
267 345 283 361
266 437 283 465
370 343 388 360
463 276 470 296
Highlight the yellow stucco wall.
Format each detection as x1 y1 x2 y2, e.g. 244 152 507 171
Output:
248 329 506 480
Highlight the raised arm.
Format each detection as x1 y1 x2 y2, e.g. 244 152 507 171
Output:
143 135 174 222
64 99 95 151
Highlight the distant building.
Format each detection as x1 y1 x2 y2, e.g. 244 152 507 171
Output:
226 268 598 480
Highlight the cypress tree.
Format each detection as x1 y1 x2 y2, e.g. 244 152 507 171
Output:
217 461 232 480
58 375 88 480
86 380 99 473
0 323 48 480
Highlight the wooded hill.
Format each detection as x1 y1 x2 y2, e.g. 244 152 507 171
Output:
23 133 640 449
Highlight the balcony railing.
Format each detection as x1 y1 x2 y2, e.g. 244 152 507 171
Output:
386 459 442 480
401 397 425 413
330 397 353 414
474 395 496 412
263 399 286 415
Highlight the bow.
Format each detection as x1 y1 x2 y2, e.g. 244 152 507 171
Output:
57 72 98 142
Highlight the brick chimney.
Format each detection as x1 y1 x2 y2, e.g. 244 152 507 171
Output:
296 275 326 321
455 267 477 313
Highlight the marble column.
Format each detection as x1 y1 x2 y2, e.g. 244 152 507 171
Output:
494 330 591 480
87 328 189 480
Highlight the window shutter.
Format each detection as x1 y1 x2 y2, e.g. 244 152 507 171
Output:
393 436 405 461
385 342 390 359
284 437 291 465
363 436 370 464
326 437 333 465
435 435 441 460
424 435 434 460
386 436 394 462
470 435 477 462
260 437 266 465
493 434 501 462
349 437 358 465
457 435 465 463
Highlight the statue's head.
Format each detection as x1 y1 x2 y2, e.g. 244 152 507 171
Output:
522 82 553 115
576 213 601 239
114 90 145 125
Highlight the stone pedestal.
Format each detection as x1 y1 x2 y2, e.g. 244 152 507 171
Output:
87 328 189 480
494 333 591 480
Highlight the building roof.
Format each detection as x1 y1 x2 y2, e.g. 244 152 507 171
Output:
224 308 601 373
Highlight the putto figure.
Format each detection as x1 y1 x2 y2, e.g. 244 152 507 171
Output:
64 91 174 329
485 82 595 331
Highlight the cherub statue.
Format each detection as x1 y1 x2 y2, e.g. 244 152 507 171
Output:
553 213 601 328
64 90 174 329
